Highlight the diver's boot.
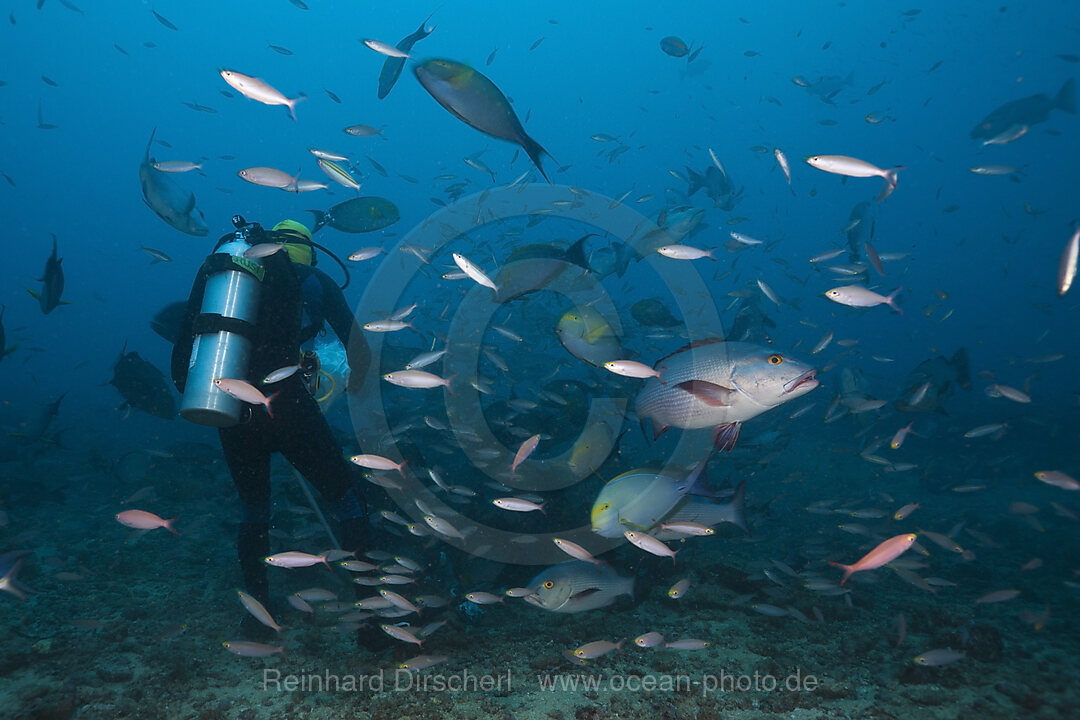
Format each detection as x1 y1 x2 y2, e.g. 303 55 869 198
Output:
237 522 275 641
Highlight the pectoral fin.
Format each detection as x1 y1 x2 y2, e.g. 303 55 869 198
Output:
619 517 651 532
712 422 742 452
676 380 735 407
641 417 670 442
584 323 613 344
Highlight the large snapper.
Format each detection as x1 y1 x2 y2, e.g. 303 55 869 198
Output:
635 340 818 451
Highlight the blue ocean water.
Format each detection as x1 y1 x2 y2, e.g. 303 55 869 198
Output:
1 1 1078 718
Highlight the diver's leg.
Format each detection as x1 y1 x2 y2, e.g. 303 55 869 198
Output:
277 386 392 651
276 385 368 555
220 420 272 606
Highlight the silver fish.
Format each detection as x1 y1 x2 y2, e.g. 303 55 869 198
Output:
635 340 818 451
524 561 633 614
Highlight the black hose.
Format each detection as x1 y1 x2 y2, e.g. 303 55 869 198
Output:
312 240 351 290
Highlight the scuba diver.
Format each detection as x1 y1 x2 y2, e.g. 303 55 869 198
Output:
170 217 371 636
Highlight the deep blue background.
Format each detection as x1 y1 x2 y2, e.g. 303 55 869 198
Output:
1 0 1076 451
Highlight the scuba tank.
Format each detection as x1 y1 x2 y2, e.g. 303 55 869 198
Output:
179 215 266 427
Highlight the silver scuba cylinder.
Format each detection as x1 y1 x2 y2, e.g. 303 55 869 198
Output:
179 219 266 427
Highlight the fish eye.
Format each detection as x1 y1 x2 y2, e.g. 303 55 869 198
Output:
543 581 554 589
768 354 783 365
597 503 609 511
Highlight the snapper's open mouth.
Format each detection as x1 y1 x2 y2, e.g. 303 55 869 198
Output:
783 370 818 394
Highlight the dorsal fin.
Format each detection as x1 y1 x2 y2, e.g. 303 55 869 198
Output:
655 337 725 366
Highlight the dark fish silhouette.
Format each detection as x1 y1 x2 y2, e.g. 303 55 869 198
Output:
684 165 742 211
19 391 67 444
726 297 777 344
798 72 855 105
845 201 875 263
308 196 400 234
150 301 188 345
492 235 592 303
970 78 1075 140
139 127 208 236
631 298 681 328
26 234 68 314
895 349 971 414
414 58 552 181
377 13 435 100
0 305 16 362
660 36 690 58
110 344 176 419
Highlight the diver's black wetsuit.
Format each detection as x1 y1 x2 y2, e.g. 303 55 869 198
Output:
171 241 371 607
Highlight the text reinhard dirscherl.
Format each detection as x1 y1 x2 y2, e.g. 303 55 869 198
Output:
261 669 819 697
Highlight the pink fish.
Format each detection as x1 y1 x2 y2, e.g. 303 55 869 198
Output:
511 434 541 479
213 378 279 417
115 509 178 534
829 533 917 584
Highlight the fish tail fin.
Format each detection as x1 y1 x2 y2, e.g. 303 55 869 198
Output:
883 166 904 188
1057 77 1076 114
828 561 854 584
397 459 409 479
444 373 458 396
306 209 328 233
265 391 281 418
418 12 435 35
685 167 703 196
145 127 157 162
286 94 306 121
563 233 596 270
725 480 749 535
683 461 716 498
0 562 27 601
163 518 180 535
886 286 903 314
876 166 904 202
522 135 552 182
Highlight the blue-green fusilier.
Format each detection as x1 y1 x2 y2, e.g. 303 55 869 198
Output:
414 59 552 181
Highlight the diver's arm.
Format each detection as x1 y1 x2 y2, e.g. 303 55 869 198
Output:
320 272 370 392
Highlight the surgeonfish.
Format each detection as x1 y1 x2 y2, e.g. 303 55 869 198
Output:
307 197 400 234
414 58 552 180
590 463 747 539
556 306 622 369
